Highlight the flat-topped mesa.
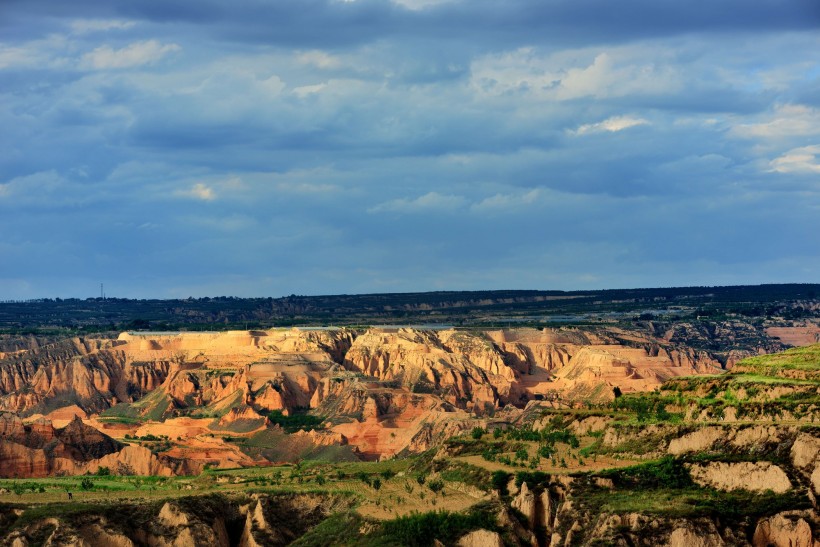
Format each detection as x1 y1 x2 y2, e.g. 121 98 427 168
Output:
2 326 737 420
116 328 354 368
342 328 510 410
545 345 704 398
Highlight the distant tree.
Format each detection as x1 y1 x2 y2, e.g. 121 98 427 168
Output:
470 427 485 440
491 471 510 496
428 479 444 494
655 403 671 422
357 471 371 487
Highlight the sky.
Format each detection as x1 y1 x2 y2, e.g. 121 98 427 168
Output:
1 0 819 299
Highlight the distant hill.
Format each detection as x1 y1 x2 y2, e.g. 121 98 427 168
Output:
1 284 818 333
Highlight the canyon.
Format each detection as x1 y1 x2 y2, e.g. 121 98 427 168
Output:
0 324 758 474
0 303 818 545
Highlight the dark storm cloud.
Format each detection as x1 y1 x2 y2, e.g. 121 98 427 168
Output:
5 0 820 46
1 0 818 298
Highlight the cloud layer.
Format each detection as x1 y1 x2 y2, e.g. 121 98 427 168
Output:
1 0 819 298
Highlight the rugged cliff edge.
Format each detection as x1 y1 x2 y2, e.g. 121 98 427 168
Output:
1 339 819 545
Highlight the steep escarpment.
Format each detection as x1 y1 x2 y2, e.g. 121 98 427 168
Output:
0 329 814 467
0 337 170 416
0 492 354 547
0 346 817 545
0 325 789 421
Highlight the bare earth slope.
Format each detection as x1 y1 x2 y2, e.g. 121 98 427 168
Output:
1 345 820 545
0 323 807 477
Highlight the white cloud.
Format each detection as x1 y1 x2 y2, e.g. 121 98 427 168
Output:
368 192 466 213
70 19 136 34
275 182 338 194
0 35 72 69
296 50 342 69
732 104 820 140
82 40 180 69
470 46 682 101
183 214 256 232
0 46 37 69
292 83 328 97
391 0 456 10
471 189 541 212
572 115 649 135
0 171 65 200
176 183 216 201
769 145 820 174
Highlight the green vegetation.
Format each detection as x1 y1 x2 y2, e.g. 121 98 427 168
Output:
376 506 497 547
598 457 692 489
738 344 820 375
290 512 366 546
291 504 499 547
267 410 325 432
611 395 682 423
581 485 811 520
1 313 819 544
491 471 511 496
1 284 816 332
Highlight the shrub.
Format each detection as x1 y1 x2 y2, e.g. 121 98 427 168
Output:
428 479 444 494
267 410 324 432
515 471 549 488
491 470 511 495
378 509 496 547
601 456 692 489
471 427 485 440
357 471 370 487
80 477 94 491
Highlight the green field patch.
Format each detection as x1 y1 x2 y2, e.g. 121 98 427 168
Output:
267 410 325 433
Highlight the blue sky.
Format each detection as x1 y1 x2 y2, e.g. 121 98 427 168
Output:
1 0 819 299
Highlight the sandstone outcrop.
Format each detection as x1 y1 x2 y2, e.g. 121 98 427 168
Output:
0 413 180 478
456 529 504 547
0 493 356 547
752 512 819 547
0 337 169 416
688 461 792 493
0 413 121 477
667 427 725 455
511 482 536 527
665 525 725 546
0 326 741 423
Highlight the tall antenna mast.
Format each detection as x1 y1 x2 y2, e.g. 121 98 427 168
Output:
101 283 104 299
